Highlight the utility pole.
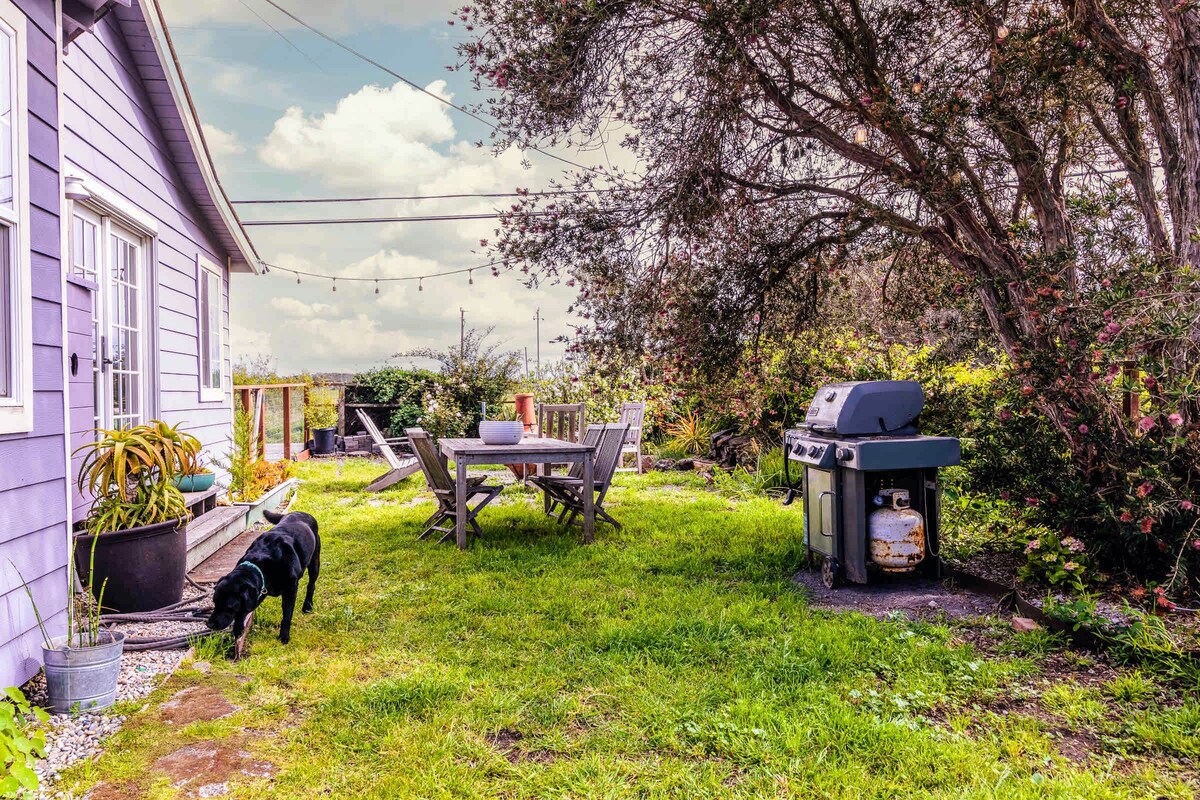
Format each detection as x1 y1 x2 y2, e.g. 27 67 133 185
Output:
524 347 530 377
534 307 542 379
459 308 466 355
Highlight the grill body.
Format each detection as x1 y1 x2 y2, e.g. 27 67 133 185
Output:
786 381 961 586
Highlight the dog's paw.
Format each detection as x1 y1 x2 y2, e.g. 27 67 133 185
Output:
302 603 314 614
279 633 290 644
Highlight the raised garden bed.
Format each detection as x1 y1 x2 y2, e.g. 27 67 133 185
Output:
233 478 299 526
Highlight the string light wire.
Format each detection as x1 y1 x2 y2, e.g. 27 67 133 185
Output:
259 258 506 287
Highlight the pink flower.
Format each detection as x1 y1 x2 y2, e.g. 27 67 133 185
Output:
1078 424 1089 434
1025 497 1040 506
998 409 1014 422
1137 481 1154 498
1137 416 1156 433
1119 511 1134 523
1063 561 1078 572
1062 536 1085 553
1025 539 1041 553
1168 413 1184 427
1140 517 1154 534
1182 500 1194 511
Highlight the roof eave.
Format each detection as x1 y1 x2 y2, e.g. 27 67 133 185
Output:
135 0 261 274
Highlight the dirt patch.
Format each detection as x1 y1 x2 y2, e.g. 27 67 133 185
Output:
152 739 274 797
486 729 560 765
85 781 143 800
794 569 1003 620
160 685 239 726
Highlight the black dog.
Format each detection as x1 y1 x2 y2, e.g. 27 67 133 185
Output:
207 509 321 644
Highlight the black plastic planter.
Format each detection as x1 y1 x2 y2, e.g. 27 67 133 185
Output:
74 518 187 613
312 426 337 455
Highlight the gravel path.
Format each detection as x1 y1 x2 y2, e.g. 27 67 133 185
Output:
22 609 212 795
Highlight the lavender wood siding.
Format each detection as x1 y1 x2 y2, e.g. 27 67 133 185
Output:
0 0 67 689
62 8 233 493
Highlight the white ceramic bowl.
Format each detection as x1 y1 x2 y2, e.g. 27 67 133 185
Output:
478 420 524 445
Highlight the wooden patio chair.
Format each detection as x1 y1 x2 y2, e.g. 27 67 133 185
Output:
537 402 586 443
529 423 628 532
405 428 503 543
616 402 646 473
530 424 602 519
356 409 421 492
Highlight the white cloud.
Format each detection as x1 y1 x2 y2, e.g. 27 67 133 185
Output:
259 80 466 190
268 297 335 317
202 123 246 157
160 0 457 33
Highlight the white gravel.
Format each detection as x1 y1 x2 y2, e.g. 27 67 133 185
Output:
23 609 213 795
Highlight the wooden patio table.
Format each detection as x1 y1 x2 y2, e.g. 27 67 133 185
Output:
438 436 596 549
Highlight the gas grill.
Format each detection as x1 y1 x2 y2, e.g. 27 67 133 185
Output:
785 380 961 588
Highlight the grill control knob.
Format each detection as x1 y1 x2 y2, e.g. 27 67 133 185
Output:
825 391 837 402
808 445 821 457
836 447 853 461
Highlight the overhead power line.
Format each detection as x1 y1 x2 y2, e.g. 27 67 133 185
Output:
243 211 557 226
258 0 600 176
232 188 623 205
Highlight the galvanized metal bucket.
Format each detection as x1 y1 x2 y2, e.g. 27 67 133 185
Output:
42 631 125 715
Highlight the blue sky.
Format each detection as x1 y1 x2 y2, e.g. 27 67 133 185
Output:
159 0 586 375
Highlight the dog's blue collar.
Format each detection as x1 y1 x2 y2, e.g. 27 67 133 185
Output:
239 561 268 600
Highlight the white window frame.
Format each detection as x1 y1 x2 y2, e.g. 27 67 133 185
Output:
0 0 31 435
67 171 159 431
198 257 224 402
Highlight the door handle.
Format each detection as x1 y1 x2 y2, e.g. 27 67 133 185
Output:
100 335 113 370
819 490 834 538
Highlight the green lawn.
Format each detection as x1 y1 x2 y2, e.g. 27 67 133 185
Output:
60 460 1197 798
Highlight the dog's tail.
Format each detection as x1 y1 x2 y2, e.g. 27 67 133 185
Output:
263 509 286 525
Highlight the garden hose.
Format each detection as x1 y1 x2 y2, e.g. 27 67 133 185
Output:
97 579 229 652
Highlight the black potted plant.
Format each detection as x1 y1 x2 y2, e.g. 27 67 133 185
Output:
73 420 199 613
306 386 339 455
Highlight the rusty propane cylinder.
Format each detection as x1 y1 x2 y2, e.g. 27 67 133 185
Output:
868 489 925 572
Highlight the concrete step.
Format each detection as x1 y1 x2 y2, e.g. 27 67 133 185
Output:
185 506 248 571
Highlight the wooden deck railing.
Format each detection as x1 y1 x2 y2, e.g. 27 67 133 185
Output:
236 383 308 460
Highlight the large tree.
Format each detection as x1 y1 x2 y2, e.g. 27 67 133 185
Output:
457 0 1200 585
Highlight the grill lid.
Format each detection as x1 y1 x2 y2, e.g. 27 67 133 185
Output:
804 380 924 436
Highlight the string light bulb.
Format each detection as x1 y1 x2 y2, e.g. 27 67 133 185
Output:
996 24 1009 40
854 126 868 145
469 270 474 285
419 278 424 292
332 278 337 292
912 73 924 93
296 274 301 285
375 280 380 294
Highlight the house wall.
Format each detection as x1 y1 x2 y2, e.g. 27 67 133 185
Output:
0 0 68 689
61 10 233 512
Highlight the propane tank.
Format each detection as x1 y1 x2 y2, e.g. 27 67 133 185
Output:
868 489 925 572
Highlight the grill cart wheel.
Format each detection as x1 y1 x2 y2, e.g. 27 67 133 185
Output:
821 557 841 589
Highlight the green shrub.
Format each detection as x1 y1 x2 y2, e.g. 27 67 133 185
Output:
0 686 47 798
1019 531 1092 593
305 386 339 430
400 329 520 435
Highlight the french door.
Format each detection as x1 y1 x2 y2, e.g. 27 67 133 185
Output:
71 206 147 431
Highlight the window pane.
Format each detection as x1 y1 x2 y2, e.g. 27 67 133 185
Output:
0 225 9 397
198 274 210 387
0 30 12 209
208 273 220 389
201 271 221 391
